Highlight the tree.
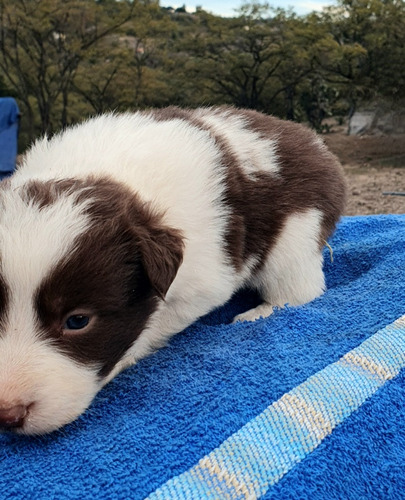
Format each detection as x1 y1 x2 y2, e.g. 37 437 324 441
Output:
182 4 286 110
319 0 405 117
1 0 403 144
0 0 136 139
180 4 338 119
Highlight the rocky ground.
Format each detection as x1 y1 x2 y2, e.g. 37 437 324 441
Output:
323 130 405 215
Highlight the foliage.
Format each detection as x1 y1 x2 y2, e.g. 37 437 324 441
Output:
0 0 136 141
0 0 403 147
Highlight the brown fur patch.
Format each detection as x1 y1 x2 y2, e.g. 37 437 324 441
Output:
238 109 347 241
147 106 346 270
218 109 347 269
33 177 183 377
22 176 184 298
22 179 79 209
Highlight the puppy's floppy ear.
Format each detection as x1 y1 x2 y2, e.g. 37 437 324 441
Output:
136 225 184 299
99 184 184 299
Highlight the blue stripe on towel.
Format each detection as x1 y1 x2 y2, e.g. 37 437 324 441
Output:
147 315 405 499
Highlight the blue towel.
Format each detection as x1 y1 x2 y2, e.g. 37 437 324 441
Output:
0 97 20 178
1 214 405 499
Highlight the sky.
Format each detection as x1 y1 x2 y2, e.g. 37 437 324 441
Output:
161 0 337 17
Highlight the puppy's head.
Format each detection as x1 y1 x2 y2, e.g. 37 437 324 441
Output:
0 177 183 434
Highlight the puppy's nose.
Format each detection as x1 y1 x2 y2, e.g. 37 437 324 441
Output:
0 404 28 429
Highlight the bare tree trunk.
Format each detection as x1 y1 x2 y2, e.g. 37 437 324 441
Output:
62 85 69 129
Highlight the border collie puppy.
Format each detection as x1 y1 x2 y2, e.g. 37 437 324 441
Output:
0 107 346 434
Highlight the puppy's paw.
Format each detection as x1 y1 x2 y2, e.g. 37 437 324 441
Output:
232 303 274 323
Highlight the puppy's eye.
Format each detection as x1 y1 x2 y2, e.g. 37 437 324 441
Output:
64 315 90 331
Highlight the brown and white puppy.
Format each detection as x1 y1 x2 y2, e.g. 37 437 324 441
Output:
0 107 346 434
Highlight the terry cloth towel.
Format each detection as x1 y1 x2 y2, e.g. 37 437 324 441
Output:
0 97 20 179
1 214 405 499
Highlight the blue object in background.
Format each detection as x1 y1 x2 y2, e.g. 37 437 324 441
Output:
0 97 20 180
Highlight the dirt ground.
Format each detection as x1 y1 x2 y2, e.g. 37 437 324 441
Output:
323 130 405 215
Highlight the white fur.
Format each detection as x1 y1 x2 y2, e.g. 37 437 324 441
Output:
0 111 330 433
0 185 92 292
194 108 280 178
